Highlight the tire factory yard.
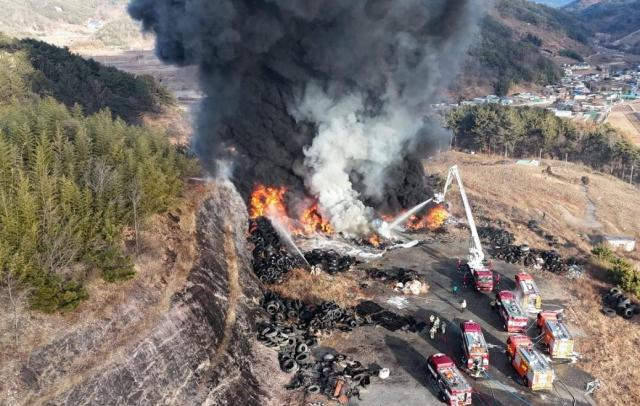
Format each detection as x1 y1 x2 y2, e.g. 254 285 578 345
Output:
250 151 640 406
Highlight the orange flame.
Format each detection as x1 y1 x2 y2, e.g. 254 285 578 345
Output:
368 233 382 247
406 205 448 230
301 203 334 234
250 185 289 219
249 184 333 236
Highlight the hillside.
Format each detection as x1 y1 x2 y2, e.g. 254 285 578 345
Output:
0 0 151 51
567 0 640 54
455 0 592 98
0 34 197 313
0 35 173 123
532 0 574 6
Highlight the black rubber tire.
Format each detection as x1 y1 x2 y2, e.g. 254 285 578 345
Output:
296 343 309 354
306 385 321 394
281 359 297 373
610 287 622 296
622 307 634 319
602 307 617 318
523 376 529 388
352 373 367 386
295 353 311 364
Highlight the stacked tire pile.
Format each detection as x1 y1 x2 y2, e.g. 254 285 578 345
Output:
257 292 359 372
304 249 356 275
249 217 298 283
478 226 515 248
257 292 376 401
478 226 572 274
603 287 640 319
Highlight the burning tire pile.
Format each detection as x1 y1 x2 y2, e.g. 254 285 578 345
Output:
478 226 574 273
249 217 299 283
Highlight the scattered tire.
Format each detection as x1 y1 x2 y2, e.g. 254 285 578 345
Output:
296 343 309 354
306 385 321 394
352 373 366 385
295 353 311 364
281 359 298 373
610 287 622 296
602 307 617 318
622 307 635 319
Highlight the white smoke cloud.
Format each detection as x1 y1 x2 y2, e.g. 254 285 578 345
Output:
295 84 424 234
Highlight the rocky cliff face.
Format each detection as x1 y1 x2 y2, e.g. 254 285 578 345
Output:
16 181 268 406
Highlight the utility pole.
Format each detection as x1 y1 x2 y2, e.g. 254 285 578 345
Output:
539 149 542 160
630 163 635 185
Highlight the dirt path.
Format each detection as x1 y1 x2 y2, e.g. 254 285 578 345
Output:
557 184 602 231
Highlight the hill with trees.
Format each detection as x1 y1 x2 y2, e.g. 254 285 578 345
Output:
0 35 173 124
0 35 197 312
446 104 639 180
566 0 640 54
456 0 593 97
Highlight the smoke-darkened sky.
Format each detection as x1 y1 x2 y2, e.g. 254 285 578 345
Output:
129 0 485 232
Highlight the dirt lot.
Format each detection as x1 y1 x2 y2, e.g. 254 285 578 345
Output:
278 238 593 406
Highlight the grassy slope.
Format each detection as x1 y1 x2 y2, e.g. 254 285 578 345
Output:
457 0 592 98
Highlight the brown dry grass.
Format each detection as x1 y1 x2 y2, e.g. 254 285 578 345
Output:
570 278 640 405
606 111 640 146
269 268 369 308
0 182 208 404
430 152 590 251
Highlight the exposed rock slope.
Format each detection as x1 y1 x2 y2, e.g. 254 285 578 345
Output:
15 182 266 406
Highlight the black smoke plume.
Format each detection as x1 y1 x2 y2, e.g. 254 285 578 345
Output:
129 0 484 232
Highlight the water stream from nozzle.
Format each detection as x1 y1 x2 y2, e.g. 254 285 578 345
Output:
387 198 434 231
268 215 311 269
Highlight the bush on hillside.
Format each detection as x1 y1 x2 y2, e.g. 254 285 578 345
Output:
0 97 197 311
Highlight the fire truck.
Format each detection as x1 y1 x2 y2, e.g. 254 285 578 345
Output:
427 353 473 406
506 335 555 391
441 166 493 292
494 290 529 332
460 320 489 378
537 311 575 359
514 272 542 313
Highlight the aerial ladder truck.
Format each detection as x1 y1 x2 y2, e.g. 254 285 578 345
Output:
439 166 494 292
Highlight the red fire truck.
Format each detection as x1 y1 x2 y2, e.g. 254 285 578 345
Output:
460 320 489 378
506 335 555 391
514 272 542 313
427 353 473 405
537 311 575 359
494 291 529 332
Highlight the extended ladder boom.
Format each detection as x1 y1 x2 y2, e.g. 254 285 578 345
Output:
442 166 485 267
